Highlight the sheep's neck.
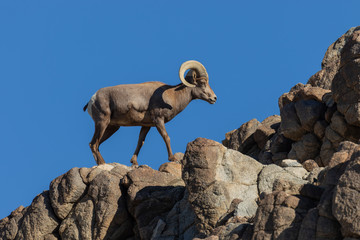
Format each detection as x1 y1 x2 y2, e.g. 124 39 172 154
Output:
166 84 194 116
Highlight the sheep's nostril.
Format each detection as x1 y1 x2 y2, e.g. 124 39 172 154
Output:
214 96 217 101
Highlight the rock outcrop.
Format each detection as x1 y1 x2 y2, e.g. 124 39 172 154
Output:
2 26 360 240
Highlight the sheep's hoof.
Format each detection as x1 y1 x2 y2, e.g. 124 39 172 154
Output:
168 155 176 162
96 159 106 165
130 156 138 166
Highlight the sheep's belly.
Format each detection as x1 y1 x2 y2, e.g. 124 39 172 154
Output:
110 109 153 127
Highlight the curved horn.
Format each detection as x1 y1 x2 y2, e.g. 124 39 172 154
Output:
179 60 208 88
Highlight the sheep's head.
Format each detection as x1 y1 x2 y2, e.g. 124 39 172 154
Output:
179 60 217 104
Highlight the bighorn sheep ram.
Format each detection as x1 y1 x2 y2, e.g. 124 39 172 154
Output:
83 60 217 165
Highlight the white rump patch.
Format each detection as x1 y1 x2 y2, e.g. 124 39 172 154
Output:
87 93 97 118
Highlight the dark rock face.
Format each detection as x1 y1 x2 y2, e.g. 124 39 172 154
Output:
332 27 360 127
308 27 360 90
182 138 263 236
223 118 261 159
0 163 188 240
123 165 185 240
252 191 317 240
333 144 360 237
16 191 59 240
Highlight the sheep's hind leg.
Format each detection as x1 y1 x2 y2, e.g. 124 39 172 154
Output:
131 126 151 166
100 125 120 145
89 120 110 165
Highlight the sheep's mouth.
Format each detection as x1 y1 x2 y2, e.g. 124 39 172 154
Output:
208 98 216 104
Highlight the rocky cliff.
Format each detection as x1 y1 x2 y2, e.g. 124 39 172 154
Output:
2 26 360 240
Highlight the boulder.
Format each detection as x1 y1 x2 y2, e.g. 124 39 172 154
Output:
333 144 360 237
253 115 281 149
307 27 360 90
270 134 293 162
295 99 326 132
314 120 328 139
252 191 316 240
158 161 182 178
122 165 185 240
279 84 330 142
0 206 26 240
279 102 306 141
223 119 261 158
332 27 360 126
16 191 59 240
287 133 321 163
183 138 263 235
160 190 198 239
298 208 319 240
302 159 319 172
49 167 87 220
258 164 307 195
59 164 133 240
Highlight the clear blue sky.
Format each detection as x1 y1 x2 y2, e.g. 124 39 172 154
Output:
0 1 358 219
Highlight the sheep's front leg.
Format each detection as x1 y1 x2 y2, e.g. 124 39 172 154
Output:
131 126 151 166
155 119 176 162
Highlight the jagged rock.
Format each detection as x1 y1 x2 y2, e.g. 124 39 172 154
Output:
284 166 308 179
325 126 344 149
270 134 293 162
160 190 197 240
158 161 182 178
315 215 342 239
277 159 309 179
298 208 318 240
211 221 249 240
302 159 319 172
314 120 328 139
307 27 360 90
123 165 185 240
0 206 26 240
288 133 321 163
49 167 87 220
279 102 306 141
252 143 360 240
59 164 132 240
278 159 302 167
252 191 316 240
16 191 59 240
320 138 335 166
333 144 360 237
183 138 263 235
330 111 360 143
258 164 307 195
330 111 348 137
173 152 185 162
279 84 330 142
253 115 281 149
306 167 326 185
328 141 358 168
332 27 360 126
223 119 261 158
278 83 329 110
295 99 326 132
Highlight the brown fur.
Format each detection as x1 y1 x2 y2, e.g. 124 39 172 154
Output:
85 71 217 165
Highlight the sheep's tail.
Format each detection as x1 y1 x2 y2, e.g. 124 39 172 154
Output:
83 103 88 112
